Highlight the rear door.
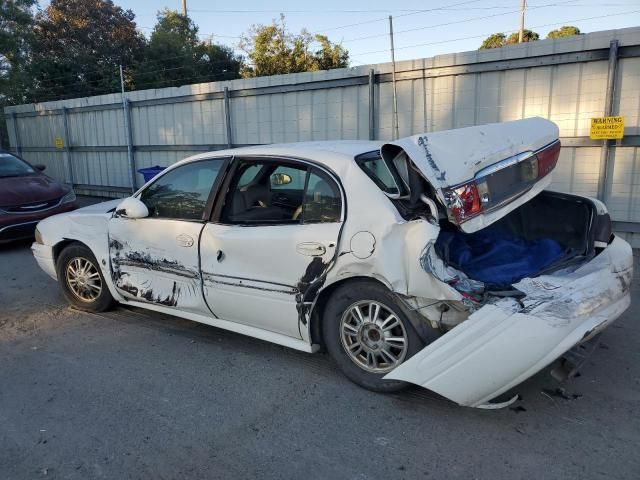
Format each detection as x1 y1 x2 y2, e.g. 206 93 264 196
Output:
380 117 561 233
200 157 344 339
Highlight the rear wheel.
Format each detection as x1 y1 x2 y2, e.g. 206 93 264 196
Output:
56 244 114 312
322 280 426 392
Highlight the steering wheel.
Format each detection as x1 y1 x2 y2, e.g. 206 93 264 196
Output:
292 205 303 220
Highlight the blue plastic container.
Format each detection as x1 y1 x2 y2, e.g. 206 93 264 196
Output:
138 165 166 183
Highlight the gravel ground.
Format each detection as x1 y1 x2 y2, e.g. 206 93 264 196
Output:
0 202 639 479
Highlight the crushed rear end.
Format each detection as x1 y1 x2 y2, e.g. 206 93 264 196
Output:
373 118 633 407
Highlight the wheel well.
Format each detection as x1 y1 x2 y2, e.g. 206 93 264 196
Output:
309 276 393 348
53 239 89 265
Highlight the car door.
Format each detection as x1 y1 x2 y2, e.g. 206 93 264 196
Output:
108 158 227 314
200 157 344 339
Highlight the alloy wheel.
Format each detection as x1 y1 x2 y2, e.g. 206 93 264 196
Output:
340 300 409 374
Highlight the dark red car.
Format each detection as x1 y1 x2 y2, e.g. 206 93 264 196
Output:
0 151 79 243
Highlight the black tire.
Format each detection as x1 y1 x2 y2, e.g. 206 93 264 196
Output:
322 280 429 393
56 243 115 312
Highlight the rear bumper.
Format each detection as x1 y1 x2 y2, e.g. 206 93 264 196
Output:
385 235 633 407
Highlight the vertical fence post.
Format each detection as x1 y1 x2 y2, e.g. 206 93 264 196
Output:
597 39 619 201
62 108 74 185
224 86 233 149
11 112 22 156
368 69 376 141
124 99 136 193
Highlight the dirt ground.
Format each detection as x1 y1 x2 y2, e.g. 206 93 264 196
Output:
1 206 639 479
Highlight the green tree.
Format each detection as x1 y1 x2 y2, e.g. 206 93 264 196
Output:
505 29 540 45
547 26 581 39
29 0 145 102
0 0 36 105
240 15 349 78
479 30 539 49
134 9 241 90
480 33 506 49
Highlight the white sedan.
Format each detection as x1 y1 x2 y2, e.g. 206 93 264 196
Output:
32 117 633 408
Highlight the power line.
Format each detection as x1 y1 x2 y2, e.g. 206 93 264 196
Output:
339 0 581 43
310 0 486 35
347 8 640 57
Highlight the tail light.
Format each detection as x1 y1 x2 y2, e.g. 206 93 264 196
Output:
443 140 561 225
535 140 561 178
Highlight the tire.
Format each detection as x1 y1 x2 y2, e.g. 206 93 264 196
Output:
322 280 428 393
56 243 115 312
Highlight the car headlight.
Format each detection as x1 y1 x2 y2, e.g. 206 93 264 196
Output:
34 226 44 245
61 190 76 204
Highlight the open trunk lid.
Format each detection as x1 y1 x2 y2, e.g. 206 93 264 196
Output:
380 117 560 233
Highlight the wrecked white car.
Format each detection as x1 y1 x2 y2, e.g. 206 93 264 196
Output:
32 117 632 408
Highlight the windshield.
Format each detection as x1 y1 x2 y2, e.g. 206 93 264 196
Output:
0 153 36 178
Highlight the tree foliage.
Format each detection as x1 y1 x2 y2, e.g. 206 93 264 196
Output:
0 0 36 105
29 0 145 101
547 25 581 39
240 15 348 78
480 33 506 49
133 9 241 90
480 29 539 49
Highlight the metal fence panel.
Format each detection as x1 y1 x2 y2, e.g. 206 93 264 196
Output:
4 27 640 244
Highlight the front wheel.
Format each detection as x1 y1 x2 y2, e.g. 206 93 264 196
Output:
322 281 426 392
56 243 114 312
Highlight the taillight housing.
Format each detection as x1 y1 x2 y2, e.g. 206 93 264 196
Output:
535 140 561 178
443 140 561 225
444 182 482 223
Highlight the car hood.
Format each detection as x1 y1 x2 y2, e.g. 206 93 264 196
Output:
0 174 68 207
74 198 122 214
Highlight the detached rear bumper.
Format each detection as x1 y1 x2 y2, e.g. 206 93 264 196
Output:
385 235 633 407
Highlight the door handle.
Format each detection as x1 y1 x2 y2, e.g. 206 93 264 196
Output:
216 250 224 262
176 234 194 247
296 242 326 257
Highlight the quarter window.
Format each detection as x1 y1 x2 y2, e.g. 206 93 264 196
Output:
139 159 225 220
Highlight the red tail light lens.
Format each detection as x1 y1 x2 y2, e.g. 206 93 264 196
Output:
536 140 561 178
445 182 482 223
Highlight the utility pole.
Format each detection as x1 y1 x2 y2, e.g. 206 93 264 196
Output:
182 0 187 16
120 65 136 193
518 0 526 43
389 15 400 140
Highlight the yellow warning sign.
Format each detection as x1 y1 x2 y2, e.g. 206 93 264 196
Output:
54 136 64 149
590 116 624 140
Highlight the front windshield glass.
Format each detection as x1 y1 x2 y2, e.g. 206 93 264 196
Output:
0 153 35 178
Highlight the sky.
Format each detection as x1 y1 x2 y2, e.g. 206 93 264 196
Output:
42 0 640 66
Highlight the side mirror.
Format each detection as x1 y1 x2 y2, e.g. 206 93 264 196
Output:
115 197 149 219
271 173 292 186
35 164 46 171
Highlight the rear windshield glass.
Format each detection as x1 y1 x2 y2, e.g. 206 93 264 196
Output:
0 153 35 178
356 153 400 195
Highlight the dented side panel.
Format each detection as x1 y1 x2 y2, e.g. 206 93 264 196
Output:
108 218 207 314
200 222 341 340
384 236 633 407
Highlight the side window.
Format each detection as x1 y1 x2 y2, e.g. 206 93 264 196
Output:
270 166 306 190
139 159 225 220
303 169 342 223
221 160 342 225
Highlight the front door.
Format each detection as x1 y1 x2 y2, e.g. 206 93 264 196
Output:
108 158 226 314
200 157 344 339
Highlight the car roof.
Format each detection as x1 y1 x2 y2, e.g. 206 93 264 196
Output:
179 140 383 176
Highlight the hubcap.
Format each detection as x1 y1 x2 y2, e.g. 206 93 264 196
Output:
340 300 408 374
65 257 102 302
